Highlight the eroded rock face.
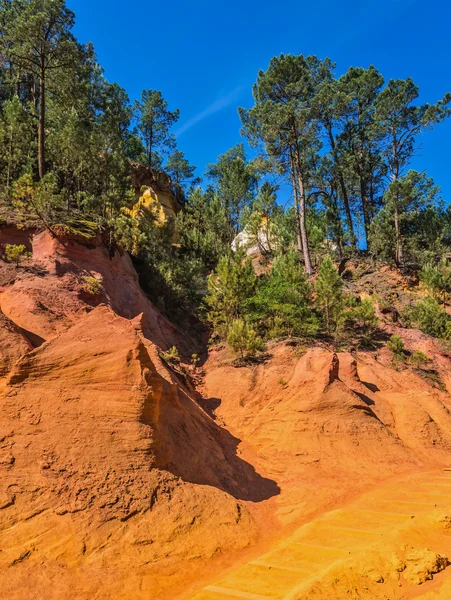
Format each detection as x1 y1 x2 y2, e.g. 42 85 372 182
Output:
0 306 263 599
0 309 32 377
203 346 451 523
0 230 187 352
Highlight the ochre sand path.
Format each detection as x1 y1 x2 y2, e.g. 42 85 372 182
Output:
189 470 451 600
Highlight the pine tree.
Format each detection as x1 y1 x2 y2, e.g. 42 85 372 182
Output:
370 171 443 264
166 149 198 201
250 250 319 338
176 187 232 268
411 296 450 339
206 144 258 233
336 66 385 249
0 0 81 178
133 89 179 169
227 319 264 359
315 256 344 337
374 78 450 265
239 55 330 274
205 252 257 338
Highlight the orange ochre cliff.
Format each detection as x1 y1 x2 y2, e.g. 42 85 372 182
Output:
1 227 451 599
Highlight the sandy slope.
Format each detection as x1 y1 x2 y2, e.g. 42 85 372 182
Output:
190 470 451 600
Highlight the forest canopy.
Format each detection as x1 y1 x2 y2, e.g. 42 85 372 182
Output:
1 0 451 353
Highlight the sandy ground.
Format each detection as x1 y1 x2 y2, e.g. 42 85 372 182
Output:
187 469 451 600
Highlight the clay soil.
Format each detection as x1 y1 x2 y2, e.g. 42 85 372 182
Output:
1 228 451 599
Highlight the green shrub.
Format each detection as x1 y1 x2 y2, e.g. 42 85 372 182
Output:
205 252 257 339
315 257 344 337
348 296 379 341
410 350 430 369
249 251 319 340
227 319 265 360
420 260 451 305
161 346 180 363
351 298 378 330
81 275 103 296
4 243 30 265
387 334 406 362
410 296 450 338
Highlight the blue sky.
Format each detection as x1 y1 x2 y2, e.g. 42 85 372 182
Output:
69 0 451 205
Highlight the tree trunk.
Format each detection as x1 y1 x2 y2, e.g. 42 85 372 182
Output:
38 66 46 179
6 125 13 198
359 174 371 249
327 126 356 249
394 204 403 266
392 142 403 267
330 185 343 258
289 150 303 256
297 171 313 275
293 146 313 275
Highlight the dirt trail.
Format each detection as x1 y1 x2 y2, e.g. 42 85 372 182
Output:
189 470 451 600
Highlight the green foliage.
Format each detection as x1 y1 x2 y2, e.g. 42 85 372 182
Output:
137 219 207 321
387 334 406 362
160 346 180 364
176 187 233 268
206 144 258 232
205 251 257 338
410 350 430 369
350 298 378 331
249 251 319 339
133 89 179 168
369 171 444 264
239 182 292 258
3 243 30 264
315 257 344 337
410 296 451 339
348 297 379 345
80 275 102 296
166 150 198 201
226 319 265 360
55 217 100 240
11 173 63 229
420 260 451 304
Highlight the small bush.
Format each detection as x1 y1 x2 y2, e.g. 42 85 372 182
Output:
161 346 180 364
191 353 200 367
227 319 265 360
410 350 430 369
4 244 30 265
387 334 406 362
81 275 103 296
351 298 378 331
348 297 379 346
410 296 449 338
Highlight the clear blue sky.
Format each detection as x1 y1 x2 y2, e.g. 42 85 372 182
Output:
69 0 451 204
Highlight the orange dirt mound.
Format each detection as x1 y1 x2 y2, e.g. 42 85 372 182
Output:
0 305 275 599
0 308 32 378
0 230 186 351
202 345 451 525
